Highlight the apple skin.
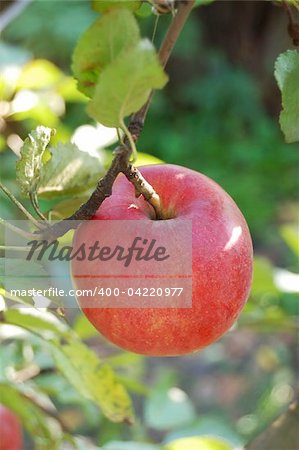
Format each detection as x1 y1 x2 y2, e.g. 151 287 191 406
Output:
0 405 23 450
72 164 253 356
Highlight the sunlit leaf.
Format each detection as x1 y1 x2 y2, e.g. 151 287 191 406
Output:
38 142 104 198
87 39 168 127
163 417 244 449
275 50 299 143
72 9 140 97
164 436 233 450
50 196 90 220
16 126 55 195
135 2 153 17
57 77 87 102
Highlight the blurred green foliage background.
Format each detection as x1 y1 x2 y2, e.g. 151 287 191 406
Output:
0 1 298 449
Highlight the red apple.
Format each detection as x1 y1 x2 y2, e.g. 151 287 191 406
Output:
72 164 253 356
0 405 23 450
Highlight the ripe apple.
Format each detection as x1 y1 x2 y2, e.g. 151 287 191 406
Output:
72 164 253 356
0 405 23 450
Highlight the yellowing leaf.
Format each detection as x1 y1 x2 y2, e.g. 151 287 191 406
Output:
4 309 134 424
52 341 134 423
87 39 168 127
72 9 140 97
280 224 299 257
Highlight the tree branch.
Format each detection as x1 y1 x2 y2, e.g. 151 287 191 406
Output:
123 164 164 219
37 0 195 240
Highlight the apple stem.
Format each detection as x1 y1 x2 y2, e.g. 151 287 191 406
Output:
123 165 164 220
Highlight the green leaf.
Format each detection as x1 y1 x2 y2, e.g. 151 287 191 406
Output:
16 126 55 195
0 259 50 302
3 308 69 337
37 142 104 198
72 9 140 97
164 417 244 449
164 436 233 450
145 386 195 430
3 309 134 424
50 196 89 220
0 382 62 450
251 257 279 297
135 2 153 17
92 0 141 13
275 50 299 143
280 225 299 257
17 59 62 90
87 39 168 127
73 314 98 340
134 152 163 166
51 340 134 423
103 443 159 450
